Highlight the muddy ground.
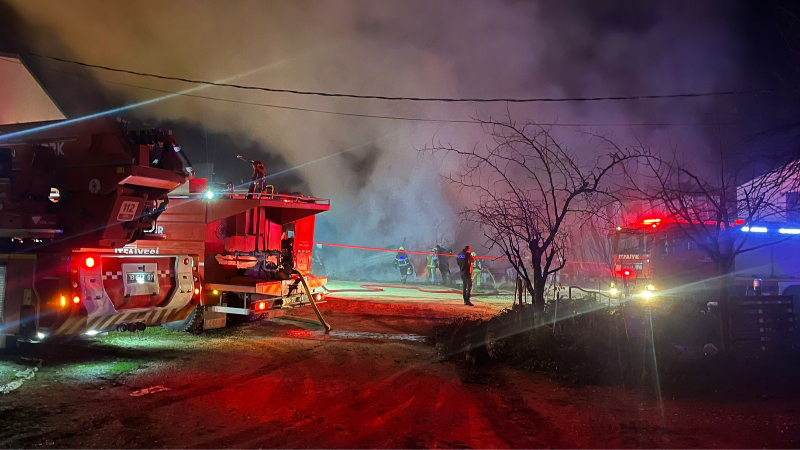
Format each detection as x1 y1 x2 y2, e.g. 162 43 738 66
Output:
1 285 799 448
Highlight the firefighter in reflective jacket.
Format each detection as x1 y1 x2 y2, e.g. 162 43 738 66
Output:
395 247 412 284
426 248 438 283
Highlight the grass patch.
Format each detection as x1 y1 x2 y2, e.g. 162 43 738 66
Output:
96 326 206 349
107 360 138 375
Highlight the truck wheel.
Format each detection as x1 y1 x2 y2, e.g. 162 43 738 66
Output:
162 306 204 334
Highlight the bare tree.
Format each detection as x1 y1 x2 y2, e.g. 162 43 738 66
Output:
425 117 641 316
621 143 800 350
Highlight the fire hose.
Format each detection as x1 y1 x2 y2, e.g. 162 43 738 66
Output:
293 269 331 333
321 284 501 297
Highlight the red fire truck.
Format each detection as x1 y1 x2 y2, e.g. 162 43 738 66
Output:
0 117 202 348
111 179 331 333
611 217 800 300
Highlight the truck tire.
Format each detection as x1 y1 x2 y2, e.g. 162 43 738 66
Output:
162 305 204 334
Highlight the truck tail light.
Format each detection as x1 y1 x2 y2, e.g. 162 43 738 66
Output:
184 257 190 265
194 287 201 296
257 302 266 311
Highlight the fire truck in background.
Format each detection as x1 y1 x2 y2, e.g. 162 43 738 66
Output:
0 117 201 348
117 179 331 333
610 217 800 301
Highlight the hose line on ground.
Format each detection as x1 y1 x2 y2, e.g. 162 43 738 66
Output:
293 270 331 333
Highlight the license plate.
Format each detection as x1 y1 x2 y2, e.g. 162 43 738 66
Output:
126 272 155 284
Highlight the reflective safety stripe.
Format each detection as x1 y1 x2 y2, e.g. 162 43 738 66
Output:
53 318 76 335
85 316 102 330
66 317 88 335
52 308 191 336
95 314 116 330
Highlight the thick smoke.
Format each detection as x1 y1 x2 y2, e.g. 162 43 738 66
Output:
3 0 798 280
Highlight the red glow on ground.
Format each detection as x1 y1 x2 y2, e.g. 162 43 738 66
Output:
285 329 313 338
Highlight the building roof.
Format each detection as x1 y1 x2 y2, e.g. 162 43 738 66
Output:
0 52 66 125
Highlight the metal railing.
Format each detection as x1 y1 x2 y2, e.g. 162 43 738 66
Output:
173 189 330 205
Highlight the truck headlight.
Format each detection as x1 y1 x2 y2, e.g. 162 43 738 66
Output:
609 287 619 297
640 290 654 302
646 283 656 292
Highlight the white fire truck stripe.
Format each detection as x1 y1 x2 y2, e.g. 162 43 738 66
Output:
147 309 158 324
95 315 115 329
67 317 87 335
54 319 72 335
85 317 101 330
109 315 124 327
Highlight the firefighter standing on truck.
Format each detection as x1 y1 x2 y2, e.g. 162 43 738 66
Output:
427 248 438 283
395 247 412 284
238 155 266 198
457 246 476 306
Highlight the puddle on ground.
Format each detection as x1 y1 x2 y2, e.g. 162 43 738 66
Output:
281 327 427 343
328 330 427 342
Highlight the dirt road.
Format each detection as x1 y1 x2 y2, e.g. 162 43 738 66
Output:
1 288 798 448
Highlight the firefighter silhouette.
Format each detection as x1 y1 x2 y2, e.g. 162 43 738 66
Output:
238 155 266 198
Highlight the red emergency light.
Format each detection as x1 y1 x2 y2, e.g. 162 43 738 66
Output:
72 295 81 304
642 218 661 225
622 269 632 277
85 257 95 268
